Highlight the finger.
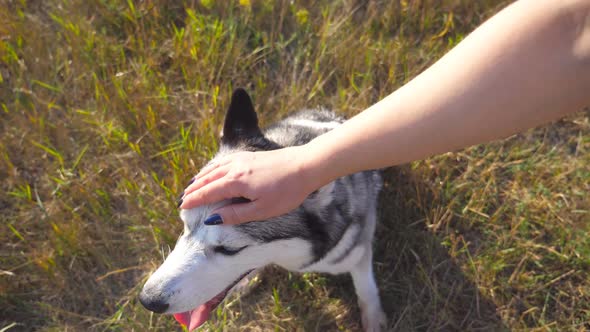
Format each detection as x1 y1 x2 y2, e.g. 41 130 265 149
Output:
208 201 263 225
180 179 240 209
194 157 231 181
184 165 230 196
192 162 221 181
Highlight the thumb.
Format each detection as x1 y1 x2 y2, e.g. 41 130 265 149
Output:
206 202 262 225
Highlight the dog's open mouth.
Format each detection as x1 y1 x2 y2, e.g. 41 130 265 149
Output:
172 270 253 331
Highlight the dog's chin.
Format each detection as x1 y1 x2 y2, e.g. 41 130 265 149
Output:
172 270 253 331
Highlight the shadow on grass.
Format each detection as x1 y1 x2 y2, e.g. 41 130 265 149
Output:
372 166 506 331
222 166 507 331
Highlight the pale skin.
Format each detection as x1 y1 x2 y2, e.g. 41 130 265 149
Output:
181 0 590 225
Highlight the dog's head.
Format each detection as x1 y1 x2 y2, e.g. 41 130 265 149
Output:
139 89 317 330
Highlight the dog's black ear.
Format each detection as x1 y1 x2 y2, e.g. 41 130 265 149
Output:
222 88 262 145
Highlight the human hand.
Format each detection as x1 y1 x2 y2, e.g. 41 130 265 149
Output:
179 145 319 225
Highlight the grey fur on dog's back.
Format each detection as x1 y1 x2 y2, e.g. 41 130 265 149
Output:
233 109 383 268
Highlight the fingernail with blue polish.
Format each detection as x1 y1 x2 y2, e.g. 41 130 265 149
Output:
204 214 223 225
177 198 183 208
187 178 195 186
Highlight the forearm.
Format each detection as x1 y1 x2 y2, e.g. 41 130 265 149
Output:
303 0 590 186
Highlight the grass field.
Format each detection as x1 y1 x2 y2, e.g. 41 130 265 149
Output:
1 0 589 331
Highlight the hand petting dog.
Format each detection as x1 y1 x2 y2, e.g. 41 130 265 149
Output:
180 146 317 225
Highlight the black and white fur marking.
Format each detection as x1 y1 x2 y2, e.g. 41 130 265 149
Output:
140 89 387 331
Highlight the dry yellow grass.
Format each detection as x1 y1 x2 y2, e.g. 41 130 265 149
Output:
1 1 588 331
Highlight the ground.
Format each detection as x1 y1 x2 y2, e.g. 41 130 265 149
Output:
0 1 588 331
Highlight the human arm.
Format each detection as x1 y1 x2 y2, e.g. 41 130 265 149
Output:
181 0 590 224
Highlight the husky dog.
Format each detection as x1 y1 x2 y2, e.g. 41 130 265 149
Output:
139 89 387 331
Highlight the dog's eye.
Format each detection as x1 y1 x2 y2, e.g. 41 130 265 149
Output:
213 245 247 256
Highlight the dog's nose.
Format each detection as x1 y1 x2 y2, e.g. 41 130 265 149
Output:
139 291 169 313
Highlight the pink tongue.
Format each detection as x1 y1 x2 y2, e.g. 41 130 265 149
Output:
173 304 211 331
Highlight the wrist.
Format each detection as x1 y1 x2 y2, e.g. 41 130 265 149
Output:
288 145 319 196
295 138 340 193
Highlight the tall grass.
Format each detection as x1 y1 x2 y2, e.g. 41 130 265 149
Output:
1 1 588 331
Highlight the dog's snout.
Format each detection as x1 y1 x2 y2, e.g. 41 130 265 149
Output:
139 291 169 313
